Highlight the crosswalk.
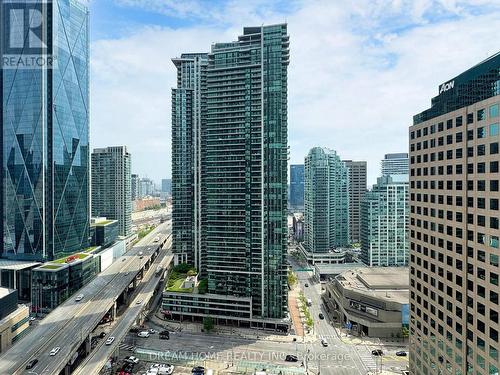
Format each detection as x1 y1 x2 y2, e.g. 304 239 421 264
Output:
356 347 378 371
118 343 135 352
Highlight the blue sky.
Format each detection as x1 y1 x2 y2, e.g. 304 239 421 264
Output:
88 0 500 185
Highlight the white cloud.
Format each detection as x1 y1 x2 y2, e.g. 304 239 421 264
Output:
90 0 500 184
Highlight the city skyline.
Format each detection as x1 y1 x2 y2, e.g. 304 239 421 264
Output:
88 1 500 185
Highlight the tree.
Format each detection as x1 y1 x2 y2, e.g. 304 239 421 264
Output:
203 317 214 332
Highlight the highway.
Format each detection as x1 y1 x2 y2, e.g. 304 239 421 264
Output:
0 221 171 375
73 241 173 374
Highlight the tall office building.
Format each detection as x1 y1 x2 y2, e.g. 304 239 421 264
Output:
91 146 132 236
360 175 408 266
343 160 367 243
171 53 208 268
161 179 172 195
139 178 154 197
381 153 409 176
409 53 500 375
131 174 140 201
289 164 305 210
170 25 289 321
1 1 90 261
304 147 350 253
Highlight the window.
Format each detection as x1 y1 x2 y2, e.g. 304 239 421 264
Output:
491 180 499 192
467 113 474 124
478 144 486 156
490 123 499 136
490 104 499 118
492 142 499 154
478 127 486 138
478 109 486 121
491 199 499 210
491 161 499 173
456 116 463 127
478 163 486 173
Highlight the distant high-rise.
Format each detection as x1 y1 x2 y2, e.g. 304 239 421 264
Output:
170 25 289 322
91 147 132 236
1 0 90 261
304 148 350 253
361 175 408 266
381 153 409 176
289 165 305 210
410 53 500 375
343 160 367 243
131 174 140 201
161 179 172 195
139 178 154 197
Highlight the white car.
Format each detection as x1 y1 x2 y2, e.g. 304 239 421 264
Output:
125 355 140 364
105 337 115 345
137 331 150 338
148 328 156 334
321 338 329 347
49 347 60 356
158 364 174 375
136 299 143 305
75 294 84 302
138 251 144 256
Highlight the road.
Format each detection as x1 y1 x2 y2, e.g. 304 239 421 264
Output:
73 240 173 374
0 221 171 375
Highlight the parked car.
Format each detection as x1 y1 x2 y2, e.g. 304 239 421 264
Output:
285 354 298 362
124 355 140 364
396 351 407 357
148 328 156 334
159 330 170 339
25 359 38 369
49 347 60 356
372 349 384 356
192 366 205 374
99 332 107 338
318 313 325 320
105 336 115 345
138 331 150 338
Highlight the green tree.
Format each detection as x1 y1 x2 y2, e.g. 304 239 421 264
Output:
288 270 298 287
203 317 214 332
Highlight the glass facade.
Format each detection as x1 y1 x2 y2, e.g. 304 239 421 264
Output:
289 164 305 210
1 0 90 261
361 175 409 266
304 147 350 253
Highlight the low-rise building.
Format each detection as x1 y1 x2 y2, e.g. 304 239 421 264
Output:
324 267 409 338
0 288 29 353
133 197 161 212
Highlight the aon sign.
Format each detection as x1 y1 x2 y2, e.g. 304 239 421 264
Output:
439 80 455 94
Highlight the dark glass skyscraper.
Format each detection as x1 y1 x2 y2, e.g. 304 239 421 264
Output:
1 1 90 261
289 164 304 210
171 25 289 320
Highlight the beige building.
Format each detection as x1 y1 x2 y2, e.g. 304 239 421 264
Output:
324 267 409 338
409 53 500 375
0 288 29 353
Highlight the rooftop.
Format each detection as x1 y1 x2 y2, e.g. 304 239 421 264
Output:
0 287 15 299
335 267 409 304
0 259 41 271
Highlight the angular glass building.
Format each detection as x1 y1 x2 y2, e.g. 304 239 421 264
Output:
171 25 289 322
360 175 409 267
1 1 90 261
304 147 350 253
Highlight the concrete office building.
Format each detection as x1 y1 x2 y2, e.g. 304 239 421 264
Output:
139 178 155 197
290 164 305 210
324 267 409 338
409 53 500 375
161 179 172 195
304 147 350 255
91 146 132 236
131 174 140 201
361 175 409 267
168 25 289 327
344 160 367 243
381 153 409 176
1 0 90 261
0 288 29 353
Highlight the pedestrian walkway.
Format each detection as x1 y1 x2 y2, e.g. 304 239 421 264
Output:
288 288 303 337
355 346 378 372
119 343 135 352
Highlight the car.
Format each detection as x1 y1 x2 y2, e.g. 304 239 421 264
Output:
138 251 144 256
321 338 328 347
148 328 156 334
192 366 205 374
372 349 384 356
99 331 107 338
154 236 160 242
125 355 140 364
318 313 325 320
304 283 309 287
105 336 115 345
159 365 175 375
129 326 140 333
159 330 170 340
29 317 36 322
75 294 84 302
285 354 298 362
25 358 38 369
49 347 60 356
138 331 150 338
136 299 143 305
396 351 407 357
121 363 134 373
